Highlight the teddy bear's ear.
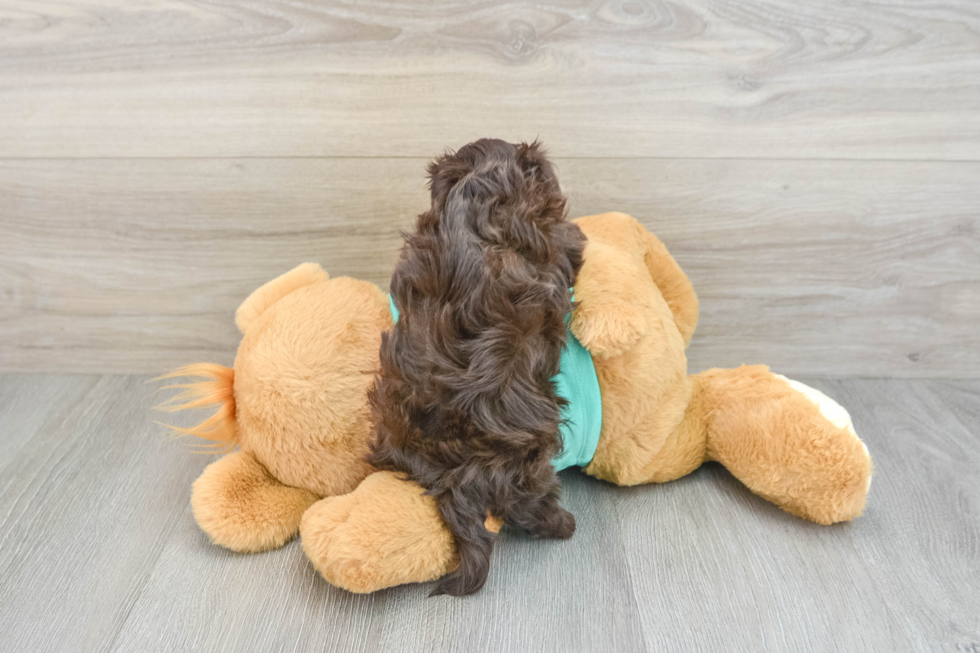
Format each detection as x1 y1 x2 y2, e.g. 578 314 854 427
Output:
235 263 329 334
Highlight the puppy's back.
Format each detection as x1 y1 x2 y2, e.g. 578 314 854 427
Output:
370 139 585 596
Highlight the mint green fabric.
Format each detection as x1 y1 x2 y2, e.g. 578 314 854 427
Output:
387 294 602 470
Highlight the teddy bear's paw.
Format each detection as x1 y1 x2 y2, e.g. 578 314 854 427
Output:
192 452 319 553
570 299 648 359
300 472 459 593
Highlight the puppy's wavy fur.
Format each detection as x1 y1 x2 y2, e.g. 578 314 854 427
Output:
367 139 586 596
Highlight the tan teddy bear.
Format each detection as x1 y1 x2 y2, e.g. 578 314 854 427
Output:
161 212 872 593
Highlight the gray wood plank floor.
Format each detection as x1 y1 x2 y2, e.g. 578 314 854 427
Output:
0 375 977 652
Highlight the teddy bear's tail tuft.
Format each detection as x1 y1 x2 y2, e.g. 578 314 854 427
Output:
154 363 237 452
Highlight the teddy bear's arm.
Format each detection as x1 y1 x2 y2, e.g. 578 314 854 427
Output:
191 451 319 552
639 229 699 347
569 240 652 359
571 211 699 357
300 472 463 593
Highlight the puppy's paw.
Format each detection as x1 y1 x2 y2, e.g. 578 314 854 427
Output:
570 300 647 359
529 507 576 540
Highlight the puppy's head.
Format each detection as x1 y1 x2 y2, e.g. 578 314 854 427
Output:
427 138 559 214
421 138 581 287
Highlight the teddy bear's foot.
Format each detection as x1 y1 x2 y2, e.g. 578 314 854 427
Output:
192 451 319 552
696 366 873 525
300 472 460 593
771 373 871 470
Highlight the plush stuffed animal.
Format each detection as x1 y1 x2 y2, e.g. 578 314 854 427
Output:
160 212 872 593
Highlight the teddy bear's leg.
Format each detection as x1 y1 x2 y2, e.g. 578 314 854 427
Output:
693 366 873 524
192 451 319 552
300 472 462 593
584 366 872 524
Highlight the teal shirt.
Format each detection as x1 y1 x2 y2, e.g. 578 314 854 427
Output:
387 295 602 470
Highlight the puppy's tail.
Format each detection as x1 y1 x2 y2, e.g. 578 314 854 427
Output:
430 500 498 597
154 363 237 452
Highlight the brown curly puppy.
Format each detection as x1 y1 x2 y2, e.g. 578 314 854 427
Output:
367 139 586 596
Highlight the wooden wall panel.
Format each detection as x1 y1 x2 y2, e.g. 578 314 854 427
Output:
1 0 977 374
2 158 977 375
0 0 978 159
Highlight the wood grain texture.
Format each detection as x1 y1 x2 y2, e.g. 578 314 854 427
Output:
613 376 980 651
2 1 976 648
0 375 210 652
0 374 977 652
2 158 977 376
0 0 978 159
